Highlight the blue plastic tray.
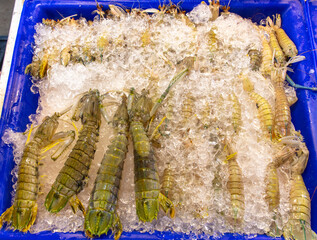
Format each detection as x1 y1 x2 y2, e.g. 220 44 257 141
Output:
0 0 316 239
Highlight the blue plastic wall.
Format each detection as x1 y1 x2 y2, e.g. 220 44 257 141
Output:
0 0 316 239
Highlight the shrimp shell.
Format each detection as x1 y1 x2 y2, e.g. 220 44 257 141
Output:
260 33 273 76
248 49 262 71
266 17 285 65
129 90 174 222
274 81 291 138
0 114 61 232
45 90 101 213
249 92 273 138
269 31 285 65
274 14 298 58
283 174 317 240
226 145 244 224
161 167 175 199
231 93 242 134
181 94 195 124
85 97 129 239
264 163 280 213
242 74 274 138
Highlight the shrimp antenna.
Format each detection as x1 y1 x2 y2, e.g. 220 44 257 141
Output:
226 0 231 9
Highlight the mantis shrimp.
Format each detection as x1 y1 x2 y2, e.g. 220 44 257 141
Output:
268 14 298 58
262 17 286 65
230 93 242 134
242 74 274 138
85 95 129 239
226 142 244 226
128 58 193 222
0 111 74 231
45 89 101 213
282 136 317 240
264 145 297 237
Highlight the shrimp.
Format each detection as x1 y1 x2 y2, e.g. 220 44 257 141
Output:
242 74 273 138
281 138 317 240
231 93 242 134
248 49 262 71
128 89 175 222
272 14 298 58
160 166 176 200
226 143 244 225
181 93 195 125
0 112 75 232
208 0 220 21
45 90 101 213
264 145 297 237
25 54 49 80
259 30 274 77
128 62 192 222
271 68 292 138
266 17 286 65
85 96 129 239
284 174 317 240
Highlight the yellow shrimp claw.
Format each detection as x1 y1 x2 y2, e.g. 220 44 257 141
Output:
0 206 13 229
113 215 123 240
24 63 34 75
159 192 175 218
69 196 85 216
60 47 71 66
25 124 34 145
39 54 49 79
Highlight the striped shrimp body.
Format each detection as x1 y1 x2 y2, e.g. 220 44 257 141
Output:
230 93 242 134
259 31 274 76
284 174 317 240
128 61 191 222
181 93 195 125
248 49 262 71
128 89 175 222
264 146 297 237
273 14 298 58
242 75 273 138
85 96 129 239
264 162 282 237
265 17 286 65
265 163 279 214
283 139 317 239
45 90 101 213
0 113 74 232
272 69 292 138
160 166 176 200
226 144 244 225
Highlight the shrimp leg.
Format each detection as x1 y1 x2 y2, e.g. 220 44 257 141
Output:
286 75 317 91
